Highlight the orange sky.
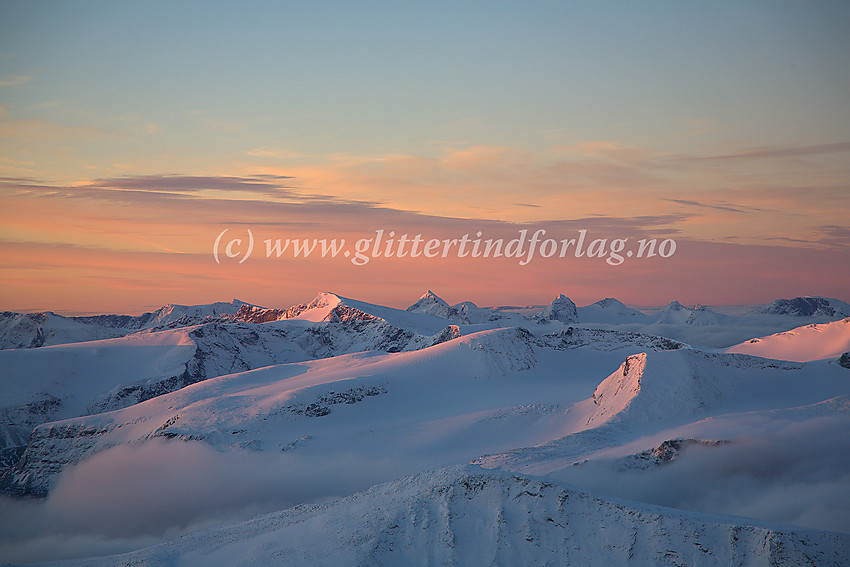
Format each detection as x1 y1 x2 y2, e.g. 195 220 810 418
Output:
1 3 848 314
1 159 848 314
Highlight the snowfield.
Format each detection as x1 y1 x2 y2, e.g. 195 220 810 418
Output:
36 466 850 567
1 292 849 565
726 317 850 362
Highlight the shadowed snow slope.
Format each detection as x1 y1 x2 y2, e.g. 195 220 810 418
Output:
726 317 850 362
38 465 850 567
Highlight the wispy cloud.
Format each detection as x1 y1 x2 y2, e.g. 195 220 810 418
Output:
682 142 850 161
82 175 296 197
816 225 850 247
664 199 756 214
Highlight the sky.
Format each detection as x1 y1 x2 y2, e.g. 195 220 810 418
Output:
1 0 848 313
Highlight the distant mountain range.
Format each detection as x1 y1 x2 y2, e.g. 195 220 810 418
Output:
3 292 848 350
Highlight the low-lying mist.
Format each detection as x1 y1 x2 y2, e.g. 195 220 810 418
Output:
0 439 416 564
553 413 850 534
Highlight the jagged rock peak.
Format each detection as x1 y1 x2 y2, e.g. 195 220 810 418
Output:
541 294 578 323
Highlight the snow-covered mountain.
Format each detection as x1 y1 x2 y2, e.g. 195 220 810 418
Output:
753 296 850 318
539 293 579 323
652 301 730 326
473 347 846 476
39 465 850 567
0 310 130 349
405 289 459 319
0 300 251 349
726 317 850 362
577 297 653 324
0 326 683 498
0 296 462 493
2 291 850 565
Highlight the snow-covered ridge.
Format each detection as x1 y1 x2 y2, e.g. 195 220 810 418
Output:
0 300 250 349
473 347 847 476
585 348 805 429
4 291 850 564
0 314 462 493
39 465 850 567
726 317 850 362
0 325 681 498
6 293 848 352
754 296 850 317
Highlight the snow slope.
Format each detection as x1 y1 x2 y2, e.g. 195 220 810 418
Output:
4 292 850 565
474 348 849 476
38 465 850 567
1 327 684 497
726 317 850 362
577 297 653 324
0 313 460 489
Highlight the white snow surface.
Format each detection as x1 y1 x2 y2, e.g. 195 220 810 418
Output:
3 292 850 565
726 317 850 362
37 465 850 567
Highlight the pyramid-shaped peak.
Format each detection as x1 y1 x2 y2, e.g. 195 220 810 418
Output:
406 291 456 318
419 290 447 301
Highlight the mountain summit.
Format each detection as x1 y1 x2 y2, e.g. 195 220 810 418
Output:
406 290 457 319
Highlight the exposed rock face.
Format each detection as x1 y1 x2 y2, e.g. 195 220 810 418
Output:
839 352 850 369
537 327 685 352
230 304 289 323
618 438 730 470
0 421 117 497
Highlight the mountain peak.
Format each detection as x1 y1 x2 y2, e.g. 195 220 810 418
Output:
755 296 848 317
307 291 343 309
540 294 578 323
594 297 624 308
406 291 455 319
587 352 646 427
419 290 444 302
